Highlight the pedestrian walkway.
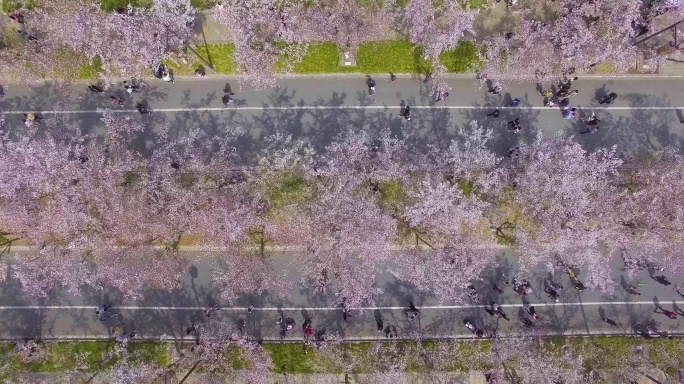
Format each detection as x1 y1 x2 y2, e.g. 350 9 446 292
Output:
176 372 482 384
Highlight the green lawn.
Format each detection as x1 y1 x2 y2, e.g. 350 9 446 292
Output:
294 43 351 74
164 44 237 76
357 41 432 74
157 40 479 79
1 341 170 378
262 343 316 374
439 41 482 73
2 0 36 13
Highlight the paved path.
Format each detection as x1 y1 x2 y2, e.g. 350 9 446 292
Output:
0 248 682 342
2 76 684 164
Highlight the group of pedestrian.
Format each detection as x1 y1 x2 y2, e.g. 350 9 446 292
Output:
153 64 174 83
94 304 137 344
10 12 37 43
86 79 154 113
482 71 615 138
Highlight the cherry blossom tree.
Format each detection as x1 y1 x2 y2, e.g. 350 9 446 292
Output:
184 319 273 381
391 121 502 303
488 333 591 384
0 112 250 299
213 0 314 89
613 147 684 276
24 0 194 84
304 0 393 52
213 0 391 88
209 246 293 305
505 133 623 292
480 0 642 84
389 0 478 84
96 361 165 384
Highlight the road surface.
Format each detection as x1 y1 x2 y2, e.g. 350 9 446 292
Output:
0 76 683 163
0 248 681 342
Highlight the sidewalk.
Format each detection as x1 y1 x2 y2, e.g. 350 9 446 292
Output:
192 10 232 45
153 372 484 384
14 369 672 383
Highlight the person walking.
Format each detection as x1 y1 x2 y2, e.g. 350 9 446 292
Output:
162 71 174 83
88 85 103 93
186 323 197 335
507 146 521 159
489 84 502 94
398 105 411 121
487 109 501 118
222 92 234 106
436 91 449 102
95 305 112 321
135 103 150 114
407 302 419 320
343 308 353 322
563 107 577 120
545 287 560 302
204 305 219 318
510 98 521 107
508 118 521 133
368 77 376 95
580 126 600 134
598 92 618 104
582 113 600 126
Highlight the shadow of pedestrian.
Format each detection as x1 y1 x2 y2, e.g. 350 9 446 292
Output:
619 275 632 292
653 296 662 311
673 300 684 316
653 275 671 286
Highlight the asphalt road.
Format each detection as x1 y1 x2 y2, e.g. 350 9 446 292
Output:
1 76 683 164
0 248 682 342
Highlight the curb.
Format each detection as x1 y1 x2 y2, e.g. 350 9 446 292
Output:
7 73 684 87
6 331 680 343
128 73 684 81
5 244 502 252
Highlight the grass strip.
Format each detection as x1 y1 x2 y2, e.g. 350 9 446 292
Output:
158 40 479 79
1 337 682 377
0 341 169 379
